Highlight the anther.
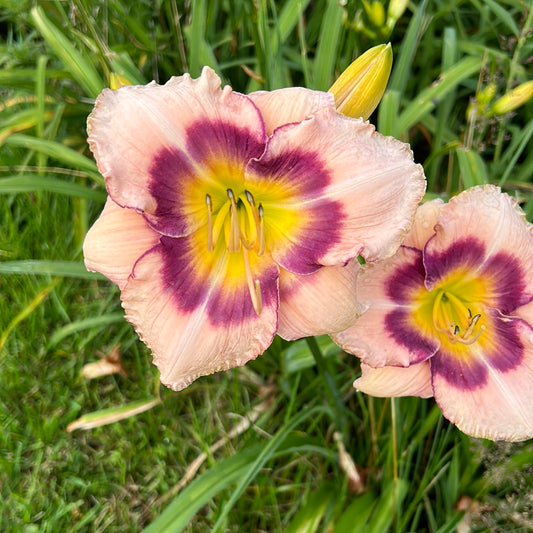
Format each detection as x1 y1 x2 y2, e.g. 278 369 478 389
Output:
245 190 255 206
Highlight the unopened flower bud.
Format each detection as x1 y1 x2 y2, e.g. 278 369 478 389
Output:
329 43 393 120
491 80 533 116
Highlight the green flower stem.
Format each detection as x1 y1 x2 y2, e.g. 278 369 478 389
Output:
305 336 347 433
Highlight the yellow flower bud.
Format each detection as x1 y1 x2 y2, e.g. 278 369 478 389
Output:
109 73 133 89
362 0 386 28
491 80 533 116
329 43 393 120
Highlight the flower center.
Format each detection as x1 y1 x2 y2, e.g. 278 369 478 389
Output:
431 290 485 345
205 189 266 315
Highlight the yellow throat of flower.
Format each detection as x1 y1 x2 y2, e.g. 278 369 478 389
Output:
415 275 487 347
205 188 266 314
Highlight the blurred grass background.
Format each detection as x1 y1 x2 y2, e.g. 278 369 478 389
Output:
1 0 532 531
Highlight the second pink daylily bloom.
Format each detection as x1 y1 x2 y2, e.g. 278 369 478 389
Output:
83 67 425 390
333 185 533 441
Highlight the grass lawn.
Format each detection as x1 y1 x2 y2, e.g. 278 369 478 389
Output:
1 0 532 531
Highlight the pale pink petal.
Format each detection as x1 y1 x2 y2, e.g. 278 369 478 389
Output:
248 87 335 135
431 317 533 441
424 185 533 298
88 67 266 229
403 198 444 250
354 361 433 398
120 231 279 390
247 107 425 271
331 246 439 367
277 260 362 340
83 198 160 289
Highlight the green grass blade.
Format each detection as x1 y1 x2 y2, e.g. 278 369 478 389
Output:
47 313 124 349
366 478 409 533
456 146 488 188
312 0 344 90
388 0 428 95
3 134 100 180
332 492 377 533
0 175 106 201
211 405 330 531
142 444 264 533
285 482 337 533
30 6 104 98
396 56 483 136
377 90 401 137
0 260 103 279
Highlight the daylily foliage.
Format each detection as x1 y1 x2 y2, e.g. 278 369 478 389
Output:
333 186 533 441
84 66 424 390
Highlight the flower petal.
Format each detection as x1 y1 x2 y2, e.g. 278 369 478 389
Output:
83 198 160 289
332 246 439 367
431 314 533 441
88 67 266 237
277 260 362 340
424 185 533 312
354 361 433 398
120 231 279 390
403 199 444 250
248 87 335 135
247 107 425 275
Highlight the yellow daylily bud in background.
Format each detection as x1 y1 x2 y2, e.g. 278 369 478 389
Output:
109 72 133 89
329 43 393 120
362 0 386 28
491 80 533 116
466 82 497 120
387 0 409 26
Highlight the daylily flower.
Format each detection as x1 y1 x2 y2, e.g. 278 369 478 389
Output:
332 185 533 441
83 67 425 391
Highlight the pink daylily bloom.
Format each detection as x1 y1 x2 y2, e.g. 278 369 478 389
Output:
83 67 425 391
333 185 533 441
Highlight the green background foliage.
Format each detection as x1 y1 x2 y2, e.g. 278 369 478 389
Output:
1 0 532 531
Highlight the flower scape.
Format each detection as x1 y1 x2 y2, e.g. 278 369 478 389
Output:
83 66 425 392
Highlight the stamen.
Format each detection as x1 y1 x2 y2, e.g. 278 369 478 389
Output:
245 190 255 206
242 246 262 315
227 189 241 252
206 194 214 252
432 290 485 345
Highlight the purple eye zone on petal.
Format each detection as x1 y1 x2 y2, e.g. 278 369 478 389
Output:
382 249 439 362
186 118 266 164
147 118 267 236
482 252 531 314
386 246 426 304
431 311 525 390
158 234 279 325
248 147 333 199
148 147 195 235
207 264 280 326
424 237 486 288
159 236 210 313
248 146 345 274
384 308 439 363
